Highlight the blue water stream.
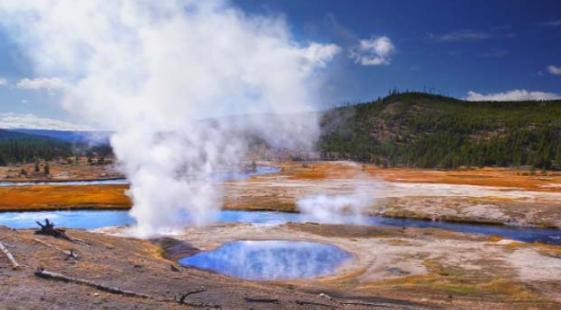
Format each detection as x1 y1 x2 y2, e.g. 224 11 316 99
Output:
0 164 559 245
0 209 559 245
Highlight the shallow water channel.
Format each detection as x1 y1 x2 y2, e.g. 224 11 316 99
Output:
0 209 560 245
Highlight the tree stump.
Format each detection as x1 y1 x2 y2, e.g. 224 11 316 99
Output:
35 219 72 241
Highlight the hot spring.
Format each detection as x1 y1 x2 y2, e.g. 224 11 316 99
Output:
178 240 352 280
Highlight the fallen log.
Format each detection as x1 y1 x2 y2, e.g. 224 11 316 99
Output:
180 301 221 308
295 300 335 308
35 268 154 299
244 296 280 304
35 268 221 308
176 287 206 303
32 238 78 259
342 301 398 307
0 241 21 270
65 249 79 261
176 288 221 308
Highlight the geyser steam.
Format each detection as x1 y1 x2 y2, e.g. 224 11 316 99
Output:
297 167 381 224
0 1 339 236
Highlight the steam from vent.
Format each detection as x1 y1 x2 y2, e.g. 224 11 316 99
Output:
297 192 373 225
297 170 380 224
0 1 339 237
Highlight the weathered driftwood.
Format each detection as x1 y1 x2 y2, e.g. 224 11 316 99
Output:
175 288 221 308
244 296 280 304
35 268 154 299
342 301 394 307
0 241 21 270
176 287 206 303
179 301 221 308
35 269 221 308
35 219 72 241
32 238 78 260
64 249 79 261
342 300 425 309
295 299 335 308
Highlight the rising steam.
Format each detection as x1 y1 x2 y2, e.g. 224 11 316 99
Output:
297 169 381 224
0 1 339 237
297 192 373 225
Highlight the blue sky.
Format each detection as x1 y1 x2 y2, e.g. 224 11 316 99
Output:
235 0 561 103
0 0 560 129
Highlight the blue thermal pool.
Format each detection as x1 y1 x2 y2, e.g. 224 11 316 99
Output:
0 209 560 245
178 240 352 280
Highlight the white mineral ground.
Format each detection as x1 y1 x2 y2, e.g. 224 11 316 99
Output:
223 163 561 228
100 221 561 305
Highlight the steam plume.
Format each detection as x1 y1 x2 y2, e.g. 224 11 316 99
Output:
0 0 339 237
297 169 380 224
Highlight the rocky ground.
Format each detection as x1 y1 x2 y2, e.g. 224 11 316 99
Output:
138 222 561 308
0 225 428 309
2 222 560 309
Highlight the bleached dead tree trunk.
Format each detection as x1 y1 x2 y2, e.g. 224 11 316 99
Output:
0 241 21 270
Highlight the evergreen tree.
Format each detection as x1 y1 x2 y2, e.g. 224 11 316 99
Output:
44 162 50 175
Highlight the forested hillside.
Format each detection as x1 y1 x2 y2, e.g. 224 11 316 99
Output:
319 92 561 169
12 129 111 144
3 92 561 170
0 130 73 165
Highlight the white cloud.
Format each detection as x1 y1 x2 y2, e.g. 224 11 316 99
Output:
0 78 7 86
479 48 508 58
301 43 341 68
466 89 561 101
349 36 394 66
0 113 90 130
16 77 66 90
547 65 561 76
430 29 494 42
543 19 561 27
